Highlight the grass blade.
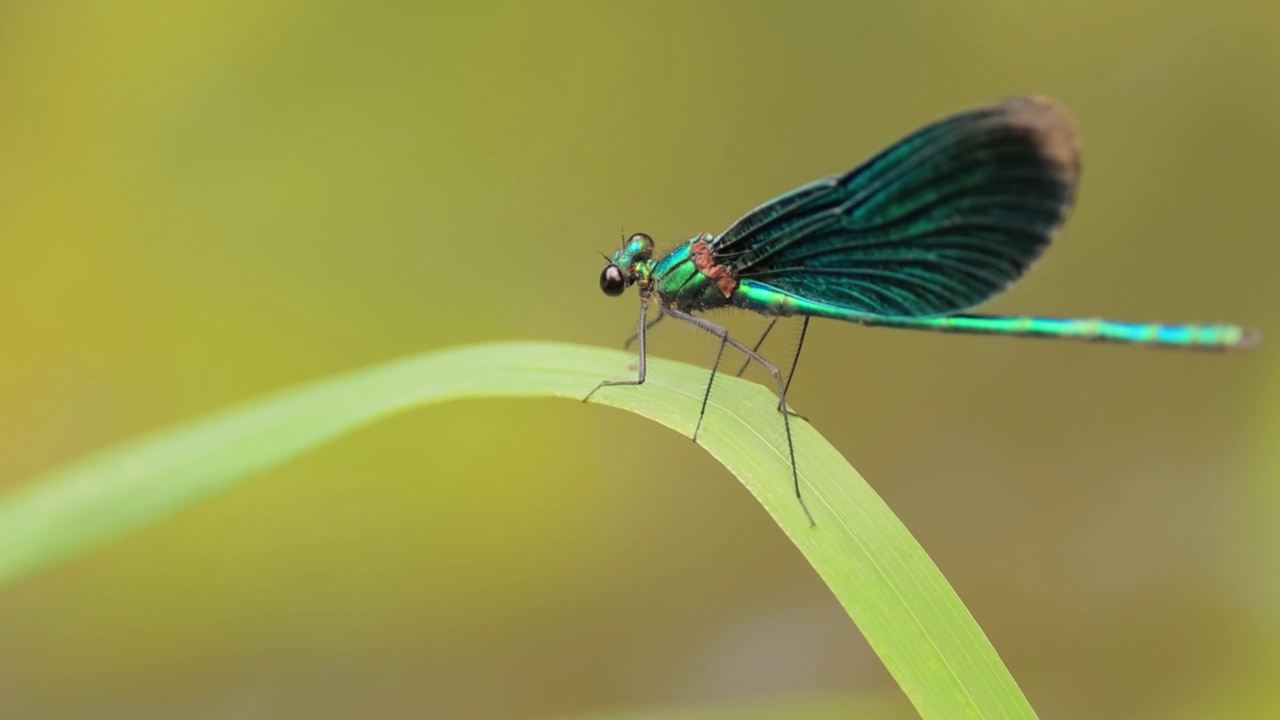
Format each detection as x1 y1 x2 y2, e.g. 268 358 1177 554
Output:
0 341 1035 719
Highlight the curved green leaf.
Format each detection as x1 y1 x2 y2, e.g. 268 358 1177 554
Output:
0 341 1034 719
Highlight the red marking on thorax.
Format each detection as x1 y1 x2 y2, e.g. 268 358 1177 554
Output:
690 239 738 298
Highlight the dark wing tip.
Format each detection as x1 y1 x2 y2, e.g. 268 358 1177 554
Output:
995 95 1082 190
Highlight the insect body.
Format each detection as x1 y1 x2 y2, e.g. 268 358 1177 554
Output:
586 96 1259 525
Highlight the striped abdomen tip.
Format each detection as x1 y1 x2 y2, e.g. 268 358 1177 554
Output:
1233 327 1263 350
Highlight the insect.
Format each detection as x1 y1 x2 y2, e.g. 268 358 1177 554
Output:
583 96 1260 525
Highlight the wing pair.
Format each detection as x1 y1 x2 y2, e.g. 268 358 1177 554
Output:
712 97 1080 318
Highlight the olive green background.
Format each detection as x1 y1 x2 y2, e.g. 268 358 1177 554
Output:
0 2 1276 718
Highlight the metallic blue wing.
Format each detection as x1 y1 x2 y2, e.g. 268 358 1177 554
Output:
713 97 1080 317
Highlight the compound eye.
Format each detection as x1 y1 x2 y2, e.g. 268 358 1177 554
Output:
599 264 627 296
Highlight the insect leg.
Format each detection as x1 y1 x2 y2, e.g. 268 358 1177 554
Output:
664 307 815 526
623 310 665 350
692 332 729 443
734 317 809 420
781 317 810 411
583 295 650 402
732 318 777 377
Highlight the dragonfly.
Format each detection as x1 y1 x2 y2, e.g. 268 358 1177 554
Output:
583 96 1260 526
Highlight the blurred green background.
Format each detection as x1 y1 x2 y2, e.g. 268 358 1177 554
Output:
0 1 1276 718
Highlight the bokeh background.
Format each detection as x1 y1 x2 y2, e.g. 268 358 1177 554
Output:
0 1 1277 718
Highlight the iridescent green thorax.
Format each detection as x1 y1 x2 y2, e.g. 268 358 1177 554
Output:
650 233 739 311
690 237 739 297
